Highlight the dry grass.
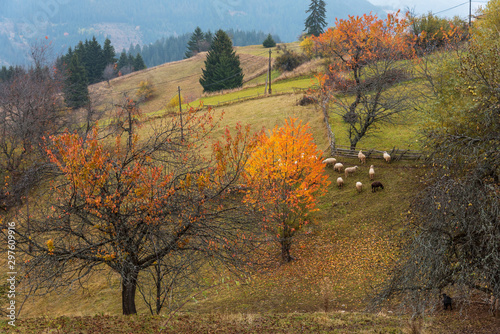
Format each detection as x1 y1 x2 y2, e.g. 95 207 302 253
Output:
90 49 270 116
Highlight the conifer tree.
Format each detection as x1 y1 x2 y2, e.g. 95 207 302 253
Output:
63 54 89 109
199 29 243 93
263 33 276 48
133 53 146 71
304 0 327 37
185 27 211 58
117 51 128 71
103 37 116 66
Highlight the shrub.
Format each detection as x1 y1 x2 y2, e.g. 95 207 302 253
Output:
136 80 156 101
167 94 184 109
273 45 307 72
300 37 315 59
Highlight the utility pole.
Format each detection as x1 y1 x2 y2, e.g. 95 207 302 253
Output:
268 49 272 95
469 0 472 27
178 86 184 141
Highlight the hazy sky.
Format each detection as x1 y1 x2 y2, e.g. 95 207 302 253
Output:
368 0 486 18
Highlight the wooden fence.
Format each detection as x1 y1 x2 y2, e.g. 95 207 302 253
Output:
328 145 431 162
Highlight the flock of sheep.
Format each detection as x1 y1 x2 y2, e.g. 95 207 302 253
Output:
322 150 392 193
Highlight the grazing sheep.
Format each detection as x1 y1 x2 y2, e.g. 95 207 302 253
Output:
369 165 375 180
344 166 359 177
383 151 391 163
333 163 344 172
337 177 344 189
356 181 363 193
371 181 384 192
322 157 337 167
358 150 366 164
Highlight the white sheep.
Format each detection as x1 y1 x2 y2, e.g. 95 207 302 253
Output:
344 166 359 177
337 177 344 189
369 165 375 180
383 151 391 163
322 157 337 167
356 181 363 193
358 150 366 164
333 163 344 172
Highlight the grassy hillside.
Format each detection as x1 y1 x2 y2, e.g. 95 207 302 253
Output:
3 44 499 333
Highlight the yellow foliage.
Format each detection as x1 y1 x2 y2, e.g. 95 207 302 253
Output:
300 37 315 59
136 80 156 101
47 239 54 253
167 94 185 109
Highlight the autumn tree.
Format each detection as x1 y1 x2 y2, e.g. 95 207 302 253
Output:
372 2 500 314
314 12 416 150
243 119 329 262
12 103 266 315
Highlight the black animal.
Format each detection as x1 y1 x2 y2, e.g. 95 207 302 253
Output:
371 181 384 192
443 293 453 310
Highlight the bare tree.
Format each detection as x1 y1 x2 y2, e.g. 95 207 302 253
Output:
102 63 116 86
371 22 500 315
0 44 66 212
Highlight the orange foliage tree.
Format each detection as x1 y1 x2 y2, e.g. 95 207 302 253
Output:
243 119 330 262
16 104 266 315
314 12 417 150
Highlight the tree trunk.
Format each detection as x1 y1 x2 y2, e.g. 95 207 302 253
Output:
281 239 292 262
280 225 293 263
122 268 139 315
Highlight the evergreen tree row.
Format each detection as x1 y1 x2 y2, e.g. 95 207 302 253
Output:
0 65 24 82
57 37 146 109
58 37 117 85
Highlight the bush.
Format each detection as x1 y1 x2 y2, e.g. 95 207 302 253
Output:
167 94 184 109
136 80 156 101
273 45 307 72
300 37 315 59
262 34 276 48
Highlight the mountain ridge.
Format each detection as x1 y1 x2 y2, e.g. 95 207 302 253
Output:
0 0 383 65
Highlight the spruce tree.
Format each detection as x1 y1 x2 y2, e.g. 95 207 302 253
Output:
185 27 210 58
63 54 89 109
133 53 146 71
304 0 327 37
117 51 128 71
263 34 276 48
103 37 116 66
199 29 243 93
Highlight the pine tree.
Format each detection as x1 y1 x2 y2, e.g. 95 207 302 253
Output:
263 33 276 48
117 51 128 72
185 27 210 58
86 36 104 84
304 0 327 37
199 29 243 93
63 54 89 109
103 37 116 66
133 53 146 71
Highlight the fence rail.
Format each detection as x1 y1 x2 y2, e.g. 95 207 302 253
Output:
328 145 431 162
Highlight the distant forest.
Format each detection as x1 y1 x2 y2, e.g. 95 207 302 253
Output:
128 29 281 68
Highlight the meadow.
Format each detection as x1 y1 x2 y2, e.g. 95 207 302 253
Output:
2 43 499 334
